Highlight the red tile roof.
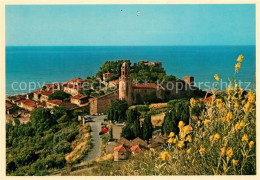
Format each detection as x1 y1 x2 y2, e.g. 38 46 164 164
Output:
114 144 130 152
132 83 158 89
48 99 63 105
69 78 85 83
41 90 53 96
130 144 146 153
201 96 213 104
6 102 13 109
12 95 26 102
19 99 37 107
71 94 87 100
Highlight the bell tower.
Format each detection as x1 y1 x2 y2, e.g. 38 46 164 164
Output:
119 62 132 105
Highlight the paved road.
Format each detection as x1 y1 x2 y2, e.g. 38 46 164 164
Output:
83 115 106 162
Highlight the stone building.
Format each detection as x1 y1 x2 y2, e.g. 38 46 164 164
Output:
113 144 131 161
89 62 200 115
16 99 37 111
103 72 116 81
71 94 88 106
112 123 125 139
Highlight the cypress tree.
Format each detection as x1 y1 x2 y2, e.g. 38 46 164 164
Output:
142 114 153 140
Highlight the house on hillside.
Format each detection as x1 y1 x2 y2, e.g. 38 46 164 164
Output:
103 72 116 81
16 99 37 111
71 94 88 106
130 144 146 154
116 137 131 147
131 137 148 148
46 99 63 108
113 144 131 161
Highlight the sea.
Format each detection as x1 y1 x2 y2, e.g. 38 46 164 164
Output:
6 46 256 96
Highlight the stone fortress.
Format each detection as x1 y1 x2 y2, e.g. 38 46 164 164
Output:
89 62 201 115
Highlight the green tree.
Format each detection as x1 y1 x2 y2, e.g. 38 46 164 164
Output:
48 91 71 101
142 114 153 140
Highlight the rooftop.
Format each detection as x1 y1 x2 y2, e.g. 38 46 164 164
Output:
18 99 37 107
47 99 63 105
132 83 158 89
71 94 87 100
114 144 130 152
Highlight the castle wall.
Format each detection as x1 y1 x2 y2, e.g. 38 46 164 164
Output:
89 90 119 115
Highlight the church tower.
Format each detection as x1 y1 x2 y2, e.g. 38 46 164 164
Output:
119 62 132 105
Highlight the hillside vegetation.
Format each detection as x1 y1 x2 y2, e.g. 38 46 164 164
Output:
86 55 256 175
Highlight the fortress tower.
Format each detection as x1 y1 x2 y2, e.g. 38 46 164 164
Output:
119 62 132 105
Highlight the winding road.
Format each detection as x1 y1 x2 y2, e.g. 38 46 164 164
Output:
83 115 106 162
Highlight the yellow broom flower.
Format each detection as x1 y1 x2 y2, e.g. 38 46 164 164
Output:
178 121 185 129
221 147 226 156
242 134 249 143
232 159 239 166
235 63 241 73
249 141 254 149
237 54 244 63
178 141 185 149
204 119 210 127
234 101 239 109
187 148 191 154
160 151 172 161
185 135 192 143
226 112 233 122
226 147 233 158
190 98 196 108
168 132 175 138
214 133 220 141
248 91 255 104
216 99 223 109
214 73 220 81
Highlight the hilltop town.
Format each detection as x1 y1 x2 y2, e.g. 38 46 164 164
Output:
6 60 209 175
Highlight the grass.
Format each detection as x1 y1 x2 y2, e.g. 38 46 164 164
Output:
78 54 256 175
65 124 92 164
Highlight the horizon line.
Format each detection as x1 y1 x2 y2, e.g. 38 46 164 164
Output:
5 44 256 47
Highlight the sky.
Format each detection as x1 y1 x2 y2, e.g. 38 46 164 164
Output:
5 4 256 46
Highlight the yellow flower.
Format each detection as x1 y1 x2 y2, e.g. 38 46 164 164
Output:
199 145 205 154
183 125 193 134
244 102 252 113
216 99 223 109
234 101 239 109
197 121 201 126
168 137 177 144
248 91 255 104
227 85 232 94
249 141 254 149
177 141 185 149
221 147 226 156
185 135 192 143
190 98 196 108
237 54 244 63
204 119 210 127
178 121 185 129
160 151 172 161
168 132 175 138
235 63 241 73
226 147 233 158
209 135 214 141
186 148 191 154
214 73 220 81
214 133 220 141
226 112 233 122
232 159 239 166
110 171 113 175
242 134 249 143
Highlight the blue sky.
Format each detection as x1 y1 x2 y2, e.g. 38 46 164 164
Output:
6 4 255 46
